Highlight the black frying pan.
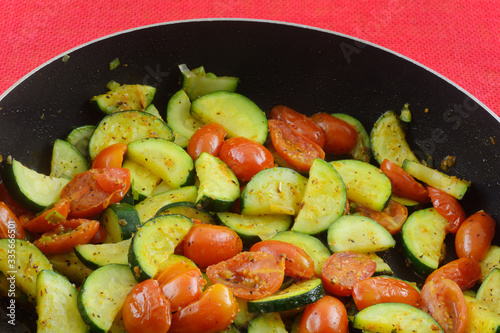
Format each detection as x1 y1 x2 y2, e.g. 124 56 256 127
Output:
0 19 499 332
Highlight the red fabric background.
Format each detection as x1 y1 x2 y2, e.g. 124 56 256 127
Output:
1 0 498 115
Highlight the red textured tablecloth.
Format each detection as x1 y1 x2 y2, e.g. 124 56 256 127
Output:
1 0 499 116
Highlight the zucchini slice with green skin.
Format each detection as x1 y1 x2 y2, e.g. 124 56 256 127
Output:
476 268 500 316
78 264 136 333
36 270 89 333
50 139 88 179
327 215 396 253
1 158 69 212
241 167 307 216
0 239 53 304
216 212 292 245
233 297 257 330
166 89 204 140
248 278 325 313
248 313 288 332
464 295 500 333
332 113 371 162
128 214 193 281
352 302 444 332
134 185 198 223
270 231 331 276
367 253 394 276
156 201 216 224
402 159 470 199
100 202 141 243
195 152 240 212
126 137 195 189
480 245 500 282
179 64 239 101
122 158 162 201
65 124 95 158
370 109 419 166
46 251 93 286
191 90 268 144
330 159 392 212
74 239 131 270
401 208 448 277
292 158 346 235
88 110 173 160
90 83 156 114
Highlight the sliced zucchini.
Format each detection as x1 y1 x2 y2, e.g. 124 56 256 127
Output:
216 212 292 244
402 159 470 199
480 245 500 282
391 194 421 208
74 239 131 270
352 302 444 332
50 138 88 179
1 157 69 211
128 214 193 280
401 208 448 276
370 109 419 166
330 159 392 212
367 252 393 276
241 167 307 216
179 64 239 101
327 215 395 253
248 313 287 333
78 264 136 333
464 295 500 333
65 124 95 158
292 158 346 235
143 103 162 118
248 278 324 313
166 89 204 140
477 268 500 316
36 270 89 332
88 110 173 160
100 202 141 243
126 137 195 189
0 239 53 303
195 152 240 212
233 297 257 330
46 251 93 286
134 185 198 223
90 83 156 114
332 113 371 162
122 158 161 200
191 90 268 144
271 231 331 276
156 201 216 224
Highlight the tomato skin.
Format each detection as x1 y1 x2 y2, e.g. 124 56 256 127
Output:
298 295 348 333
352 276 420 311
156 261 207 311
0 201 26 239
183 224 243 268
187 123 226 161
425 257 481 290
122 279 171 333
455 211 495 261
250 240 316 279
352 199 408 235
21 198 70 233
310 112 358 155
379 159 429 203
169 283 238 333
321 251 376 297
270 105 325 147
427 186 466 233
419 278 467 333
32 218 100 254
268 119 325 173
89 225 107 244
91 143 128 169
218 137 274 182
60 167 131 218
206 251 285 299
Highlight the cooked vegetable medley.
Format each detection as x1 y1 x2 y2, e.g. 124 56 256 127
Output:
0 64 498 333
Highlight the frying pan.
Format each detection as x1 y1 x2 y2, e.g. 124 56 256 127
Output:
0 19 499 332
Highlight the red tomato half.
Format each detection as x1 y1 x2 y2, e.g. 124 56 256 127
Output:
425 257 481 291
352 199 408 235
0 201 26 239
310 112 358 155
22 198 70 233
32 218 100 254
427 186 466 234
91 143 128 169
352 276 420 311
419 278 467 333
298 296 348 333
321 251 376 297
187 123 226 161
268 119 325 173
455 211 495 261
206 251 285 299
60 167 131 218
218 137 274 182
122 279 171 333
379 159 429 203
270 105 325 147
